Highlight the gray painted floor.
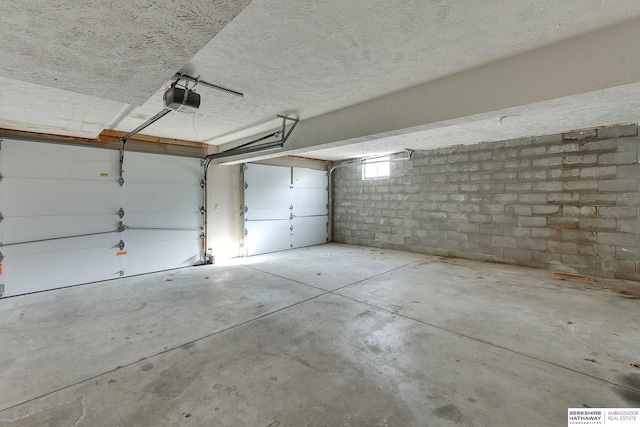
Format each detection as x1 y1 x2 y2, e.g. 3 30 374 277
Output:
0 243 639 426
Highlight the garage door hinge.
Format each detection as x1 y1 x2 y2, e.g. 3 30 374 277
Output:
289 213 293 220
0 284 4 297
118 176 125 187
290 225 294 231
244 206 249 213
245 182 248 190
117 240 125 251
290 204 293 210
0 172 2 182
200 180 205 189
200 206 205 214
119 270 124 277
0 251 3 262
244 229 248 236
117 222 127 232
0 212 3 222
117 208 125 219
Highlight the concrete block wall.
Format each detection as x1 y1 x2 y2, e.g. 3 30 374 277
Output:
332 124 640 280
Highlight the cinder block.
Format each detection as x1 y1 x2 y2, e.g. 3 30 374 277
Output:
617 193 640 206
493 194 518 203
504 137 532 147
520 170 547 181
504 226 531 237
548 144 579 155
480 183 505 193
493 148 520 160
547 241 578 254
596 124 638 139
580 166 617 180
447 231 468 241
505 159 532 170
597 232 636 246
505 182 532 192
532 133 564 145
470 172 493 182
561 205 597 218
580 193 617 205
579 218 616 232
618 137 640 152
618 220 639 234
579 139 618 153
491 214 518 225
531 228 560 239
469 234 492 245
480 204 505 215
460 184 480 192
533 157 563 168
492 236 518 248
481 162 506 171
519 146 547 157
505 205 532 216
457 223 480 233
493 172 518 181
598 206 637 219
531 181 563 192
562 180 597 193
469 213 492 224
615 246 640 261
561 229 596 244
469 151 493 161
598 152 639 165
517 238 546 251
598 178 638 192
531 205 560 216
547 217 579 229
548 169 580 180
563 154 598 167
479 224 505 235
616 164 640 179
517 216 547 227
564 129 597 141
548 193 580 205
518 193 547 204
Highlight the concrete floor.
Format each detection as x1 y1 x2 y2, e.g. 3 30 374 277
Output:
0 243 639 426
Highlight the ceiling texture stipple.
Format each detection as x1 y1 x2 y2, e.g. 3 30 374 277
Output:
1 0 640 160
0 0 251 105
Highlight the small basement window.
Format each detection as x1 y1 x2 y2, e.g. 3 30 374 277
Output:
362 156 390 180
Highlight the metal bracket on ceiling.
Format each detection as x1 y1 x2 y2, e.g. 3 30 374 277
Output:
203 115 299 162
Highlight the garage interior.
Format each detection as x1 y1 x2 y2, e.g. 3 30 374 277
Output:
0 1 639 426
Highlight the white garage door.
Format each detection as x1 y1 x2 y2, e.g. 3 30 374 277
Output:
0 139 203 297
243 163 328 256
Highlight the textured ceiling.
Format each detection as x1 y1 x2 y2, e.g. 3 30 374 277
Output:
1 0 640 160
0 0 251 105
